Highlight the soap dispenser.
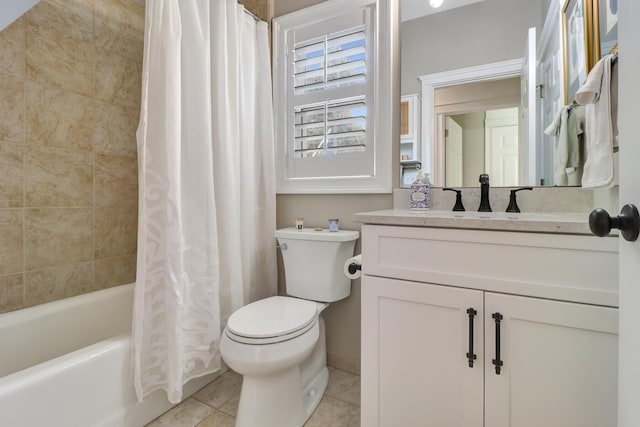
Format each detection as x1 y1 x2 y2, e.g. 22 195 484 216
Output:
410 170 431 210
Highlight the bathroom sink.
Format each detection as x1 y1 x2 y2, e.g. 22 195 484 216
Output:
408 210 565 221
455 211 558 220
355 209 591 234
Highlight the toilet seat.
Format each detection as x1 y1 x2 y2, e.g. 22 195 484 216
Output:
226 296 319 345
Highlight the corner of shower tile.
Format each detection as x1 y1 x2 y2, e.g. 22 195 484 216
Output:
24 261 95 307
0 16 26 80
0 273 24 313
94 255 136 290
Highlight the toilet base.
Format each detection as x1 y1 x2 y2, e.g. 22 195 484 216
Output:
301 365 328 420
233 317 328 427
235 366 304 427
234 365 329 427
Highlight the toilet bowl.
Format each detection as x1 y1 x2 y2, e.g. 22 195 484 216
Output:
220 296 329 427
220 228 359 427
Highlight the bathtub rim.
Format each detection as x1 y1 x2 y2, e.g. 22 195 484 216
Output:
0 282 135 327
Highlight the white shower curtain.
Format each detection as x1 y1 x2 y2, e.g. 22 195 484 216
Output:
133 0 276 403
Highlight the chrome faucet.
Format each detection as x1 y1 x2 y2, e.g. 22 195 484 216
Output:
478 174 492 212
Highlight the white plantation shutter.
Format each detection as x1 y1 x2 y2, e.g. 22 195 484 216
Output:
293 29 367 95
292 29 368 159
287 9 373 179
294 98 367 158
273 0 394 193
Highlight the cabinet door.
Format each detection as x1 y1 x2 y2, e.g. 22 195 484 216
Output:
362 276 484 427
400 99 410 138
485 293 618 427
400 95 420 161
400 95 418 140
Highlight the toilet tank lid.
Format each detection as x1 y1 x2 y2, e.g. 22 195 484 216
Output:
275 228 359 242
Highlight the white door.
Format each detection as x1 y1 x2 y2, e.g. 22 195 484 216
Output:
484 293 618 427
445 116 463 187
519 27 537 186
537 14 563 186
485 108 519 186
486 125 519 186
617 3 640 426
361 276 484 427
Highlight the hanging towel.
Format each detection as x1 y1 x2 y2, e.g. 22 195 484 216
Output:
544 104 586 186
575 54 615 188
611 57 619 148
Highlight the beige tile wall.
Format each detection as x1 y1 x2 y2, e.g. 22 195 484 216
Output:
0 0 144 313
239 0 273 21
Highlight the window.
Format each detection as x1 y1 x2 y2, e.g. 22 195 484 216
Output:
273 0 395 193
294 98 367 159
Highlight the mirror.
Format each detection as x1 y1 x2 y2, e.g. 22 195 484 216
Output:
444 107 520 187
400 0 562 188
436 77 522 186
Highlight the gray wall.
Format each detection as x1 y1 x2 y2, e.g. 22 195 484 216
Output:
274 0 324 16
0 0 39 32
401 0 545 95
276 194 392 369
273 0 546 370
274 0 394 370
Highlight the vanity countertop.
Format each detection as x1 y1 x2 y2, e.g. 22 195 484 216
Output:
354 209 605 235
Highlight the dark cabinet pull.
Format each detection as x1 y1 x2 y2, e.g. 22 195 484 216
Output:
466 308 477 367
492 312 504 375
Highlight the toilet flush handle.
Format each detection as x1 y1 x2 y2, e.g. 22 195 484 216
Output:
276 243 288 250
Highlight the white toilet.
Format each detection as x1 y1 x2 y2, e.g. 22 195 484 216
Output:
220 227 359 427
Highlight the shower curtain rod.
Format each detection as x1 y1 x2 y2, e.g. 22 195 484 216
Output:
243 7 266 23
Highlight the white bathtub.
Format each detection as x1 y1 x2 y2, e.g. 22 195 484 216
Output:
0 283 217 427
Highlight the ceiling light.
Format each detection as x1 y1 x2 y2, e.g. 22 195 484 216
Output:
430 0 444 8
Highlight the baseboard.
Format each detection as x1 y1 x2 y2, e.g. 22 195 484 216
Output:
327 352 361 376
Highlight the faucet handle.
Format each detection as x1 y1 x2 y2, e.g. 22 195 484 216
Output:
506 187 533 213
442 188 465 211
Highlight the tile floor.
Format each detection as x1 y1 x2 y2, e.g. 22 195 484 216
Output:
145 367 360 427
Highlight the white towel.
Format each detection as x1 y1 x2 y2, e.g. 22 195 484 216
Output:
575 54 615 188
544 105 586 186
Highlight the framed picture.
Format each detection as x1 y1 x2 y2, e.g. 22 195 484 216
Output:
593 0 618 59
562 0 593 104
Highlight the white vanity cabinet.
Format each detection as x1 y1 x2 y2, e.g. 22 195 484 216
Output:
361 224 619 427
362 276 484 426
484 293 618 427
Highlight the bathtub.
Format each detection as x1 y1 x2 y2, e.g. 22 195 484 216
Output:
0 283 218 427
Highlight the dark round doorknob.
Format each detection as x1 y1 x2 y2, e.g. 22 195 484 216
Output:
589 204 640 242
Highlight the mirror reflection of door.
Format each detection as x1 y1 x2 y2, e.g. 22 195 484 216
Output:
445 117 463 187
485 108 519 186
434 77 521 187
519 27 537 186
443 108 519 187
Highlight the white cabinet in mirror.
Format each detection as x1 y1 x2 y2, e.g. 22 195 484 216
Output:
400 94 422 187
400 94 421 162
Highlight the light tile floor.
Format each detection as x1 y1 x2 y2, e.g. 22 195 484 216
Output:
146 367 360 427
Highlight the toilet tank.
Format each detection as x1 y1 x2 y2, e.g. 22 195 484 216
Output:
275 228 359 302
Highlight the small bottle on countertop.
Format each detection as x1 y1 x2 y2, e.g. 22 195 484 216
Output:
295 217 304 231
410 170 430 210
